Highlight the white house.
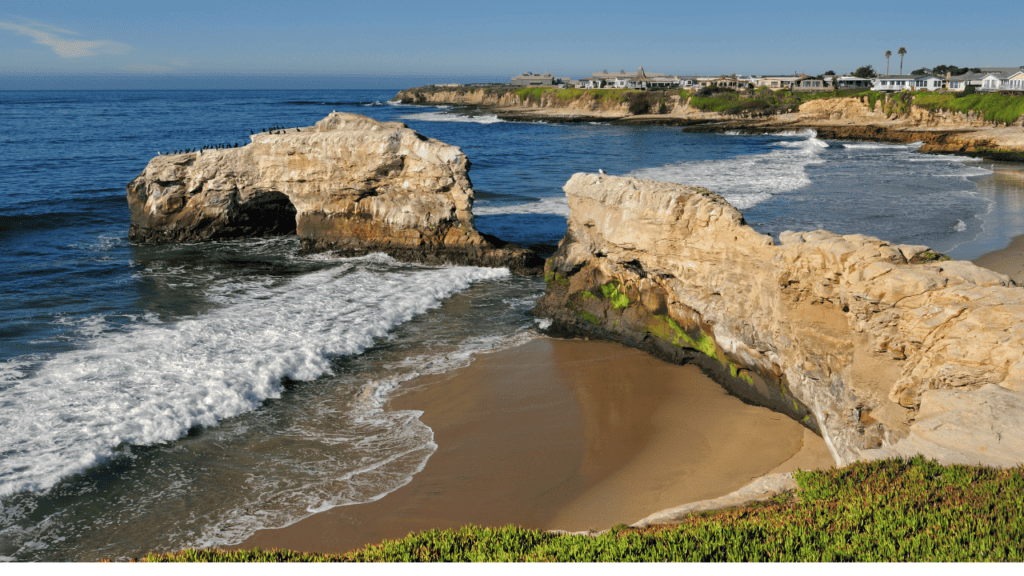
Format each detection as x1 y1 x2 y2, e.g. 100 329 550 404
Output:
829 76 873 90
873 74 943 92
980 74 1004 91
751 75 803 89
1002 71 1024 91
947 72 986 92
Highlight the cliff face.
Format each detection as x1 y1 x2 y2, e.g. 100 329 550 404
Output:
535 174 1024 467
397 88 634 115
127 112 542 273
395 88 1024 156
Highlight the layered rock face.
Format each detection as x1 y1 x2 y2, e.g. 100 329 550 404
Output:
127 112 542 273
535 173 1024 467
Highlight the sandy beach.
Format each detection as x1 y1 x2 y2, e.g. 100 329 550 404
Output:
234 337 833 555
230 159 1024 558
227 158 1024 558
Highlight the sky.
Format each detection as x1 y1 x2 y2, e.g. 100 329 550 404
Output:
1 0 1022 89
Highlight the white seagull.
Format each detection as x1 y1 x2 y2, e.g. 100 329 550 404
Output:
598 168 606 175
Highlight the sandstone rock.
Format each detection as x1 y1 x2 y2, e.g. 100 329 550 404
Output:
127 112 542 274
535 173 1024 467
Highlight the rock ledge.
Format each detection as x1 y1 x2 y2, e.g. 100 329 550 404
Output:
535 173 1024 468
127 112 542 274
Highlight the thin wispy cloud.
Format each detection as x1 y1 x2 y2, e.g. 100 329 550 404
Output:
0 20 130 58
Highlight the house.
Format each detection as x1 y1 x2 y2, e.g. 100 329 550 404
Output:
828 76 873 90
947 72 986 92
975 67 1024 91
1002 70 1024 92
793 77 826 92
751 75 803 90
511 72 558 87
872 74 943 92
574 77 607 89
678 76 699 90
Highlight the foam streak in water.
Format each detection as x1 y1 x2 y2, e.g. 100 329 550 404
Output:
473 196 570 217
628 131 828 210
399 111 504 124
0 261 510 497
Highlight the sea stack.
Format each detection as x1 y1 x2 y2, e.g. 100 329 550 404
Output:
126 112 542 274
535 173 1024 468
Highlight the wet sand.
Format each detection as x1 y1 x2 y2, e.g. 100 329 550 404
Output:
974 233 1024 284
234 337 833 555
967 162 1024 283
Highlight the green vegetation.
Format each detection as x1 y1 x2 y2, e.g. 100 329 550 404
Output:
690 87 875 117
911 250 952 263
912 64 981 77
514 87 631 106
866 91 884 112
141 458 1024 562
913 91 1024 125
853 64 876 79
544 270 570 287
690 87 806 116
646 315 722 363
567 302 601 326
599 282 631 309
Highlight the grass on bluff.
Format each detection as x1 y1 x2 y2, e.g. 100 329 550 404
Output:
140 457 1024 562
513 86 632 106
912 91 1024 125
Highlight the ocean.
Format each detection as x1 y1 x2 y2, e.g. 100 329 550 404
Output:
0 88 1019 561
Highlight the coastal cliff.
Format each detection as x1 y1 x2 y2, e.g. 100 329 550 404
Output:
127 112 542 273
394 87 1024 157
535 173 1024 468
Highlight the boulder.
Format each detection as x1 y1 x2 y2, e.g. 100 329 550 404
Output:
126 112 542 274
535 173 1024 467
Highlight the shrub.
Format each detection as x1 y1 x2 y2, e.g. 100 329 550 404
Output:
915 91 1024 124
140 458 1024 562
625 92 647 114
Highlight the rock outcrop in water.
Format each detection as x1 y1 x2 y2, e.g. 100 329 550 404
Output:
534 173 1024 468
127 112 543 274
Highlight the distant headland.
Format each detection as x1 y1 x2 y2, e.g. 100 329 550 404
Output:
393 72 1024 161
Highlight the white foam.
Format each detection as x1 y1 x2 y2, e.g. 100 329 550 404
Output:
774 128 819 138
0 262 510 497
363 101 384 107
184 327 538 553
843 142 910 150
399 111 504 124
473 196 570 217
954 219 967 232
629 131 828 211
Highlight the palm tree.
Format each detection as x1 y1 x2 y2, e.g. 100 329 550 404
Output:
898 47 907 74
885 50 892 75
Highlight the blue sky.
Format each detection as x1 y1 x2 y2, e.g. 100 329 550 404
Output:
2 0 1021 89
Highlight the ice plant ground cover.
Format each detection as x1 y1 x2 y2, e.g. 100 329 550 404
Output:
139 457 1024 562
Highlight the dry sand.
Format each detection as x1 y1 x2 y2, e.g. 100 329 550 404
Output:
234 337 832 555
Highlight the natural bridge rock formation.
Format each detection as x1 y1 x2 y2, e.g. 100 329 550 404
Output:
535 173 1024 467
127 112 542 274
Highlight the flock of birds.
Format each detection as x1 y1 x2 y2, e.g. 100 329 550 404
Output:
157 124 303 156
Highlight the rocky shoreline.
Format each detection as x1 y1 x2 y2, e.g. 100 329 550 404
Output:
535 173 1024 469
393 87 1024 160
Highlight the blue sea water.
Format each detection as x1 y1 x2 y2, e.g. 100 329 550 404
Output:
0 88 1016 561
